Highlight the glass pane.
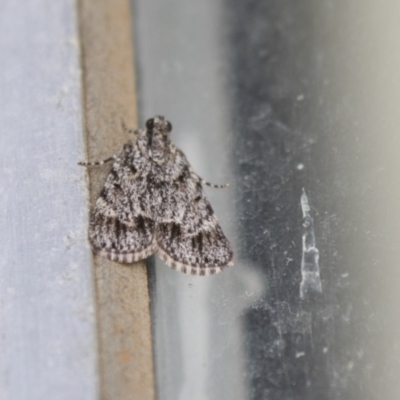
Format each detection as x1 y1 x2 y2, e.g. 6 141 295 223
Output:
132 0 400 399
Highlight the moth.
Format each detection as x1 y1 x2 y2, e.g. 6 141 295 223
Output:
79 116 233 275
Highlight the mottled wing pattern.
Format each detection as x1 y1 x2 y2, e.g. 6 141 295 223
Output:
154 147 233 275
89 137 155 263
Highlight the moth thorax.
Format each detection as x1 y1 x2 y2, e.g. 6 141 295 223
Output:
151 133 168 164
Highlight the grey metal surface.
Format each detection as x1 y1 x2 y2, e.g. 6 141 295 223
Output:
133 0 400 399
0 1 99 399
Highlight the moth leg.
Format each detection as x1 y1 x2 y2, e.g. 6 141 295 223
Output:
121 119 139 135
78 156 116 167
190 171 229 189
202 179 230 189
174 146 229 188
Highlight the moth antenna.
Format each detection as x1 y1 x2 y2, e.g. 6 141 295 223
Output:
121 118 137 135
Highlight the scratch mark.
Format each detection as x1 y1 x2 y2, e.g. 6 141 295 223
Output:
300 189 322 299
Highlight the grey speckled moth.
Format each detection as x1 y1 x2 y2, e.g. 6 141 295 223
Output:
79 116 233 276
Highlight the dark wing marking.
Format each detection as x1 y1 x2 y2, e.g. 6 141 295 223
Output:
89 138 155 263
154 148 233 275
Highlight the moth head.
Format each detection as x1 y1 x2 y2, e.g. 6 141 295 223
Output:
146 116 172 135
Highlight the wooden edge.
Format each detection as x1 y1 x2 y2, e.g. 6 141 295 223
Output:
77 0 155 399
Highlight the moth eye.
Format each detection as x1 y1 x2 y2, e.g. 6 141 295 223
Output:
146 118 154 130
166 121 172 132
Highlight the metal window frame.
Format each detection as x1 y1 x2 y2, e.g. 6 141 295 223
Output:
0 1 154 399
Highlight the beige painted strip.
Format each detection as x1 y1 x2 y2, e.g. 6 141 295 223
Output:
77 1 155 399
